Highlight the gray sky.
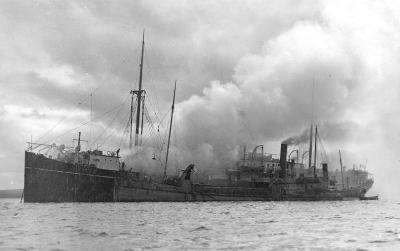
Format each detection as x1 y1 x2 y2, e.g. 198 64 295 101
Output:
1 0 400 198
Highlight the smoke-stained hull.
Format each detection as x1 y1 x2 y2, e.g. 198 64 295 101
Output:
24 151 342 202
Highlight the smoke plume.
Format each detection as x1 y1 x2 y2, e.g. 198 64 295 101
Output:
2 1 400 198
281 128 310 146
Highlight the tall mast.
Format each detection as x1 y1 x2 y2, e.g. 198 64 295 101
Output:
313 125 318 177
308 124 313 170
339 150 345 190
135 30 145 147
164 81 177 180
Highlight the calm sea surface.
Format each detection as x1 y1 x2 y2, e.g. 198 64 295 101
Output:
1 198 400 250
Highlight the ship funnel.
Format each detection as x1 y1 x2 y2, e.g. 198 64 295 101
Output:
75 131 81 153
322 163 328 178
280 143 287 178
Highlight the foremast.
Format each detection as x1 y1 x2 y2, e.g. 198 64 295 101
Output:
164 81 177 180
130 31 146 149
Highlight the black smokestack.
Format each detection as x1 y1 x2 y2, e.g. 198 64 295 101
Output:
280 143 287 178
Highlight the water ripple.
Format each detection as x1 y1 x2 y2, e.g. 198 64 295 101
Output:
1 199 400 250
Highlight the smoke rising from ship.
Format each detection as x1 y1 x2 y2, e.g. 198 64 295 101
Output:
141 1 400 194
160 19 365 176
1 1 400 198
281 128 310 146
89 2 400 192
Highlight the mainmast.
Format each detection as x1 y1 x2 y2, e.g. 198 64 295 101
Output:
130 31 146 149
135 31 145 147
164 81 177 180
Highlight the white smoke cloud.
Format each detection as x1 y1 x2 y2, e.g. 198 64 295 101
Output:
162 1 400 197
1 1 400 198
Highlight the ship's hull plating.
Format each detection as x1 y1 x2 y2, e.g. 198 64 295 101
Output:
24 152 342 202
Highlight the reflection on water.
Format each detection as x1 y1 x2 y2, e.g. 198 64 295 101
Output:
1 199 400 250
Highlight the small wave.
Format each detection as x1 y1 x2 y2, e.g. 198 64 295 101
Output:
369 240 389 243
96 232 109 237
383 216 400 220
74 228 88 235
258 220 277 223
190 226 211 232
75 228 109 237
272 232 287 236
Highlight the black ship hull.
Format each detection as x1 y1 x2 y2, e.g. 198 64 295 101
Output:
24 152 117 202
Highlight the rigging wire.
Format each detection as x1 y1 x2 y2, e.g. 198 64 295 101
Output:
143 38 163 117
317 130 329 164
90 94 131 148
41 100 129 146
35 94 92 143
142 104 165 149
36 35 142 144
118 111 133 149
145 93 164 124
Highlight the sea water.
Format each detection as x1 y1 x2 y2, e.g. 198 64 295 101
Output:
1 198 399 250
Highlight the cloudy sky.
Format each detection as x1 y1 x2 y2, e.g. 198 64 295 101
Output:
1 0 400 197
